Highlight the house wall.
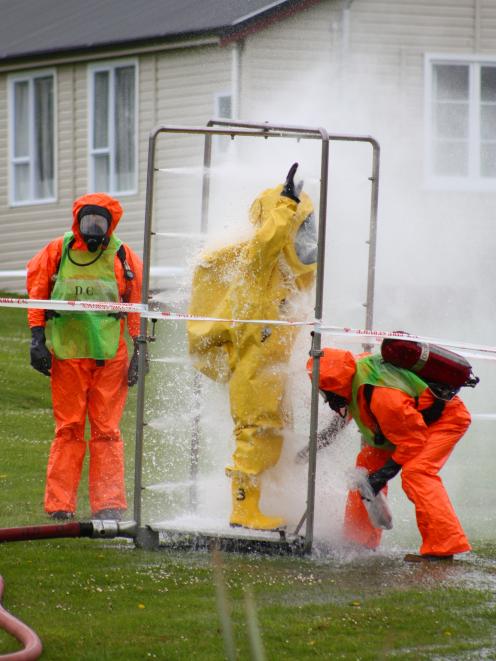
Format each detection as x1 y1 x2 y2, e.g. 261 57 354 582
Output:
234 0 496 413
0 44 231 291
345 0 496 353
151 47 232 271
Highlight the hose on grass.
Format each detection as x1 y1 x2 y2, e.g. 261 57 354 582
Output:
0 520 137 659
0 576 42 660
0 522 93 543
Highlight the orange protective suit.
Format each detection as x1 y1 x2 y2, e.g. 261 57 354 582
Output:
313 348 471 557
26 193 142 517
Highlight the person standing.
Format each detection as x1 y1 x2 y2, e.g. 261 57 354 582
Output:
27 193 143 521
188 164 317 530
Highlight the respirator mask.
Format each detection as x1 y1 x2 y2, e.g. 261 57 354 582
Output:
320 389 349 418
78 206 111 253
294 212 317 265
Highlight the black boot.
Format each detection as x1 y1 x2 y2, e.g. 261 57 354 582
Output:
404 553 454 563
92 508 123 521
49 511 75 521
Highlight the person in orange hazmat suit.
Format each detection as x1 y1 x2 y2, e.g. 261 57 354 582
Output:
26 193 143 521
188 163 317 531
307 347 471 561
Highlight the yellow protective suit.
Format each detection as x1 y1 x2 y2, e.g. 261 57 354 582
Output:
188 184 316 529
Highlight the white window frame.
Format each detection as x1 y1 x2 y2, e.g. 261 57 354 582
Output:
88 59 138 196
8 68 57 207
425 53 496 191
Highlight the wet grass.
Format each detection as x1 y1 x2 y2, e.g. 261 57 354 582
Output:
0 540 494 659
1 296 496 659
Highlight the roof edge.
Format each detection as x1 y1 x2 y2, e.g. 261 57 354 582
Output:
0 35 220 73
220 0 324 46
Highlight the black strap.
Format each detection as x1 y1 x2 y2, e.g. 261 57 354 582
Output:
363 384 388 445
67 238 105 267
419 397 446 424
117 245 134 281
51 241 133 279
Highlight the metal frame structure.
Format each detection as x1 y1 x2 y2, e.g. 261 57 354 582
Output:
132 121 380 553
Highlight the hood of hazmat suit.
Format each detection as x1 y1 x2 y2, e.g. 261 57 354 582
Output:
72 192 123 251
307 347 357 402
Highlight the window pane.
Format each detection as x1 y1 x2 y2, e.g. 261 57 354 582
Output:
481 67 496 102
481 104 496 140
433 64 469 101
93 72 109 149
481 142 496 177
93 154 109 190
434 102 469 138
434 140 468 176
14 163 30 201
34 76 54 199
481 143 496 176
114 66 135 191
14 81 29 157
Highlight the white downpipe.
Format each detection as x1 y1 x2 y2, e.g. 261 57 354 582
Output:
341 0 354 61
231 41 242 119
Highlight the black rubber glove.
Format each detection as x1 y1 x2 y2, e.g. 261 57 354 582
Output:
128 339 149 387
30 326 52 376
281 162 300 203
367 458 402 495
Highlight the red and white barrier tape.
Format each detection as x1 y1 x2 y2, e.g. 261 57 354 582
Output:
141 309 314 327
318 325 496 358
0 297 146 314
1 296 496 358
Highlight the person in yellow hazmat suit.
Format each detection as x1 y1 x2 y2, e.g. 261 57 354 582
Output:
188 163 317 530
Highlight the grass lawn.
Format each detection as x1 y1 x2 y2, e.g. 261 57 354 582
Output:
0 296 495 660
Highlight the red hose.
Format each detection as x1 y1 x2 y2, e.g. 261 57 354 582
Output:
0 523 93 659
0 576 42 660
0 522 92 543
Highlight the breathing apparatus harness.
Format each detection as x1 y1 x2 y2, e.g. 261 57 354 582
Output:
363 338 480 447
45 237 135 324
321 339 479 447
64 237 134 281
363 383 446 447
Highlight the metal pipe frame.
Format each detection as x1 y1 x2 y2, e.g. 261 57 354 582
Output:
134 122 380 555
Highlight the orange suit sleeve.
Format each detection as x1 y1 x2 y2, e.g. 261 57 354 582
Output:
26 238 63 328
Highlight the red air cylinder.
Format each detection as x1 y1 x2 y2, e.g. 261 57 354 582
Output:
381 338 475 388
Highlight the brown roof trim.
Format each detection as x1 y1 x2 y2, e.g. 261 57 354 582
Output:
0 37 220 74
220 0 323 46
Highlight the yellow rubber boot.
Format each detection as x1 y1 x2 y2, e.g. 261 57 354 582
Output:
229 475 286 531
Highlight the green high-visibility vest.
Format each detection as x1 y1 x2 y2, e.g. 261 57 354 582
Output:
349 354 428 449
50 232 122 360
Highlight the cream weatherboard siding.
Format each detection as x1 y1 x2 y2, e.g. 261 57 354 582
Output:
241 1 341 119
481 0 496 49
0 44 231 291
152 46 231 272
